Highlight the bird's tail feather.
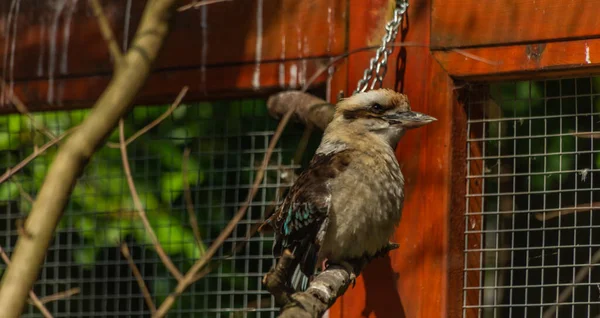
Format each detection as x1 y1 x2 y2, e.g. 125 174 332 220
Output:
290 265 309 291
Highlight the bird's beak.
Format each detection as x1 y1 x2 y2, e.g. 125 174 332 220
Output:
383 111 437 128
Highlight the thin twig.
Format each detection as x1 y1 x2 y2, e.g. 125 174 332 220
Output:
36 288 81 305
177 0 232 12
118 119 183 281
0 246 53 318
0 78 56 140
13 180 34 204
535 202 600 221
89 0 123 68
450 48 502 66
106 86 188 148
182 148 204 251
153 106 297 318
121 243 156 314
302 42 428 92
543 248 600 318
570 130 600 139
0 128 74 184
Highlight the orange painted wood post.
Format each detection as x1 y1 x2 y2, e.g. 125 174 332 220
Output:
329 0 466 317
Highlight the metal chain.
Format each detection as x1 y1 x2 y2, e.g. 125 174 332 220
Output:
354 0 409 95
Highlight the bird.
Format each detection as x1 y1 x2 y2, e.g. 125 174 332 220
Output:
263 88 436 291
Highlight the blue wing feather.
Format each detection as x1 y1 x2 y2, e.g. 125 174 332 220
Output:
265 150 351 283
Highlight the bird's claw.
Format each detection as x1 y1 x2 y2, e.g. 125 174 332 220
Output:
339 261 357 288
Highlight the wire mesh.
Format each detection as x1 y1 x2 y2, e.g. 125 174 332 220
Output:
465 77 600 318
0 98 313 317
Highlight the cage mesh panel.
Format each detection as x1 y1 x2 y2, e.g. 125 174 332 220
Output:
0 99 305 317
465 78 600 318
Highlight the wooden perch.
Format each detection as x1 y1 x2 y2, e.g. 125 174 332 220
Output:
267 91 336 131
264 243 399 318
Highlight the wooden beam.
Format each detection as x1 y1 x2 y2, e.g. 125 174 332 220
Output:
433 38 600 81
0 0 346 111
432 0 600 49
1 58 333 114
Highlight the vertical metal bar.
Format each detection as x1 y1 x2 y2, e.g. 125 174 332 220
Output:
464 95 472 318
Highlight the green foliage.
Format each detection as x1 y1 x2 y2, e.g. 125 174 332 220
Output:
0 103 228 265
0 98 307 314
487 78 596 203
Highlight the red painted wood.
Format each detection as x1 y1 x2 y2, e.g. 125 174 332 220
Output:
331 0 460 317
433 38 600 81
0 0 346 110
1 58 334 114
432 0 600 49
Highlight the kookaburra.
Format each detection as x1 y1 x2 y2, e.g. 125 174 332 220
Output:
265 89 436 290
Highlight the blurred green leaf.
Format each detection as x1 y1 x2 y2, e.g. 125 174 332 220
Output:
74 246 97 269
151 213 206 259
0 182 18 204
8 114 22 133
0 132 19 150
95 224 125 248
17 195 32 213
160 170 203 203
153 276 172 304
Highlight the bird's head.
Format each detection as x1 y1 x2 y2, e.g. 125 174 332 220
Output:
330 89 436 146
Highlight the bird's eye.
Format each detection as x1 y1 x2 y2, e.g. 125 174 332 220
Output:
371 103 384 112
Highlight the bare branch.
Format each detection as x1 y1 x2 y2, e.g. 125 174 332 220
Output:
153 106 297 318
106 86 188 148
0 246 53 318
36 288 81 305
265 244 399 317
89 0 123 68
267 91 334 131
0 128 73 184
177 0 232 12
0 1 180 314
0 78 57 140
543 248 600 318
534 202 600 221
301 42 429 92
450 48 502 66
121 243 156 314
182 148 204 251
118 120 183 281
570 130 600 139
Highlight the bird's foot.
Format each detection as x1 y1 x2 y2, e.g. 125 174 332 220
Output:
371 241 400 260
339 260 357 288
321 259 329 272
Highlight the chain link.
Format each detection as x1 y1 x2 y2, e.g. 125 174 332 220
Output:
354 0 408 95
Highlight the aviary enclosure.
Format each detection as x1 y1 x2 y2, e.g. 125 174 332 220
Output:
0 0 599 317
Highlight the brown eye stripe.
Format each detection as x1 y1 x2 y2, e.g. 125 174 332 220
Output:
342 108 386 120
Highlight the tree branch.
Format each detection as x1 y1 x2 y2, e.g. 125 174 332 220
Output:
153 106 297 318
182 147 204 251
265 244 399 317
121 243 156 314
267 91 335 131
106 86 188 149
119 120 183 280
542 247 600 318
0 128 72 184
34 288 80 305
0 247 53 318
0 0 179 315
89 0 123 68
177 0 232 12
